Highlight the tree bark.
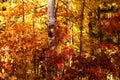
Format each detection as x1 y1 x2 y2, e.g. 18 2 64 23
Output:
47 0 56 79
48 0 55 29
80 0 85 55
48 0 55 49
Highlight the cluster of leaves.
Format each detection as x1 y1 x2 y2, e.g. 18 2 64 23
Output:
62 51 117 80
0 22 48 79
0 2 35 19
111 51 120 78
45 46 119 80
0 2 48 79
41 46 74 79
97 10 120 33
87 7 120 79
52 26 70 46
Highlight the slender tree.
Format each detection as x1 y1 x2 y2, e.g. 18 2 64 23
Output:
48 0 55 49
80 0 85 55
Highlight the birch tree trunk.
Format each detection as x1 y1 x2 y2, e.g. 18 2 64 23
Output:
48 0 55 49
47 0 56 79
48 0 55 28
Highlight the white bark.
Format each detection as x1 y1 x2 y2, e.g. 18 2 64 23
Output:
48 0 55 28
48 0 55 50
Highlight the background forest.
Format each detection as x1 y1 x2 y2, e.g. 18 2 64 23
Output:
0 0 120 80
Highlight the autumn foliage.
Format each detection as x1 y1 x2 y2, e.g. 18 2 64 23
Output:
0 0 120 80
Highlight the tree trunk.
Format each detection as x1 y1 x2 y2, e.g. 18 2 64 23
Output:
48 0 55 29
48 0 55 49
80 0 85 55
47 0 56 79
